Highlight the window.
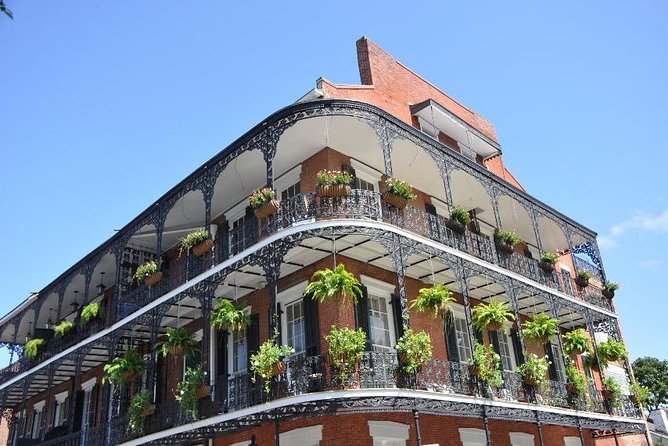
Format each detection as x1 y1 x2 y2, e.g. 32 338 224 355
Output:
53 391 69 427
564 437 582 446
280 425 323 446
361 276 396 352
81 378 97 435
497 331 516 371
350 159 380 192
451 305 472 362
275 165 302 201
459 428 486 446
368 421 409 446
277 282 308 357
31 400 45 439
509 432 534 446
281 181 301 201
550 343 566 382
227 306 250 375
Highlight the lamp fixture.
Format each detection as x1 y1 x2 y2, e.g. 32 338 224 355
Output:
97 272 106 296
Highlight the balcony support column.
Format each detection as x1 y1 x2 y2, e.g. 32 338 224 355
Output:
83 263 94 307
40 364 56 439
535 411 545 446
146 308 160 404
412 409 423 446
507 286 527 361
529 209 543 253
202 180 214 232
156 207 167 264
377 122 394 176
387 234 410 327
546 295 570 374
112 244 125 321
482 405 491 445
195 283 216 387
489 187 502 230
455 264 477 359
585 311 607 384
102 335 119 443
576 416 585 446
439 159 454 209
67 350 84 434
9 323 19 364
55 290 65 325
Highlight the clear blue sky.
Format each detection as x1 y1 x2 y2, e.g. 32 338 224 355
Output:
1 1 666 366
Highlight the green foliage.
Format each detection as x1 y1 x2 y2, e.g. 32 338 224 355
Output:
316 170 353 186
521 313 558 344
81 302 104 325
469 342 503 388
518 354 551 389
53 319 75 337
603 281 621 292
385 177 417 200
128 390 153 434
602 377 624 408
495 229 522 246
566 363 589 398
133 260 158 283
410 284 454 318
179 228 210 250
562 328 591 356
577 270 593 280
629 381 651 407
450 206 471 225
250 334 293 395
540 251 558 264
24 338 44 359
597 338 627 366
396 329 432 374
632 357 668 410
249 188 276 209
103 349 147 385
325 325 366 382
176 365 206 417
210 298 250 332
471 299 515 332
304 263 362 303
156 326 199 358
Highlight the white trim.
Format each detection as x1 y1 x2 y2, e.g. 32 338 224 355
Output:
280 425 323 445
54 390 69 404
563 437 582 446
224 199 249 224
228 442 251 446
509 432 535 446
33 400 46 412
368 420 410 440
459 427 486 445
361 275 395 297
227 306 251 375
195 328 203 342
275 164 302 194
1 219 618 393
81 377 97 391
351 159 382 186
277 281 309 306
430 198 449 217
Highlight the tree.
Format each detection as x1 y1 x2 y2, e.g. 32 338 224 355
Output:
632 357 668 410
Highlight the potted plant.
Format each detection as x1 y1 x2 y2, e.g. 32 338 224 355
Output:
468 343 503 388
409 283 454 318
134 260 162 286
518 354 551 388
24 338 45 360
396 329 432 374
472 299 515 332
382 177 416 209
324 325 366 384
156 326 198 358
176 365 209 418
597 338 627 365
128 390 154 434
103 349 147 385
445 206 471 234
521 313 558 345
601 377 623 409
565 363 588 398
629 381 650 407
562 328 591 356
304 263 363 303
575 270 593 288
539 251 558 273
81 302 105 326
249 188 280 219
494 229 522 254
180 228 212 257
53 320 75 338
210 298 251 332
250 334 293 396
602 281 620 299
316 169 353 198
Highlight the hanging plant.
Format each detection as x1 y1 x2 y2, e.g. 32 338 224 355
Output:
53 320 75 337
316 170 353 197
602 281 620 299
565 363 589 400
468 342 503 388
156 326 199 358
521 313 558 345
382 177 416 209
325 325 366 383
575 270 593 288
80 302 104 326
175 365 208 418
562 328 591 356
539 252 558 273
180 228 212 257
134 261 162 286
304 263 363 303
602 377 623 409
471 299 515 332
250 334 294 396
446 206 471 234
409 283 454 318
103 349 147 385
210 298 251 332
495 229 522 254
597 338 627 366
128 390 154 434
518 354 551 388
396 329 432 374
249 188 280 219
628 382 650 407
24 338 45 360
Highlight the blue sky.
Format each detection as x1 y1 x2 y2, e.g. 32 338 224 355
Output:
1 1 666 366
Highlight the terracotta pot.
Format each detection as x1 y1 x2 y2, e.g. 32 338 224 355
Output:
495 239 515 254
565 383 579 395
539 261 555 274
523 375 538 386
144 271 163 287
196 384 212 399
317 184 351 198
445 218 466 234
270 361 286 377
382 191 409 209
123 370 140 381
486 321 503 332
192 239 213 257
142 405 156 416
602 289 614 299
575 277 589 288
169 345 184 357
254 199 280 219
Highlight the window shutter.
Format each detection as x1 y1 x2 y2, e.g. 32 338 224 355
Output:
247 314 260 370
545 341 559 381
274 303 282 345
354 285 371 350
72 390 85 432
342 163 356 179
244 206 257 246
216 329 228 378
444 313 460 363
303 294 320 356
425 203 437 216
511 330 525 366
489 330 501 357
90 384 98 427
391 293 404 343
474 327 484 345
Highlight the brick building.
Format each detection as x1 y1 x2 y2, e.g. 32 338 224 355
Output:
0 38 651 445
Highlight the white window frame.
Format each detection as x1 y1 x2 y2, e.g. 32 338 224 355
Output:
459 428 486 446
361 276 396 352
509 432 535 446
279 424 323 446
368 421 409 446
275 164 302 198
564 437 582 446
227 306 252 375
350 159 381 191
53 390 69 427
31 400 45 439
450 303 473 362
497 329 516 371
277 281 309 356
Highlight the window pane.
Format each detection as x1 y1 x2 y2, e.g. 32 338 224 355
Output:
285 300 305 354
368 295 392 351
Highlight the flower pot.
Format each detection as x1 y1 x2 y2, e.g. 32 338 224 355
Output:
495 239 515 254
382 191 409 209
575 277 589 288
601 388 613 401
270 361 286 377
123 370 140 381
192 239 213 257
196 384 212 399
254 199 280 219
468 364 480 377
565 383 579 395
142 405 156 416
602 289 615 299
539 261 555 274
629 394 639 405
445 218 466 234
317 184 351 198
144 271 163 287
523 375 538 386
169 345 184 357
486 321 504 332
